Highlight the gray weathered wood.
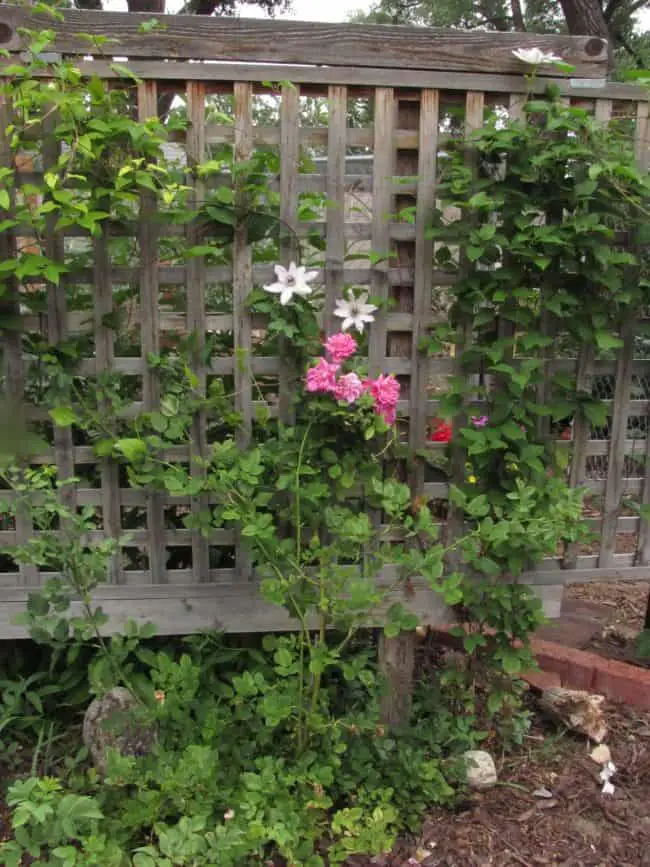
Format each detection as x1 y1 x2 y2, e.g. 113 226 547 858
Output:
368 88 394 376
0 574 454 638
446 91 485 561
636 429 650 566
278 82 300 422
186 80 210 583
562 345 595 570
43 117 75 508
378 630 416 727
0 95 38 586
93 223 123 585
233 81 254 583
409 89 439 494
325 85 347 334
378 92 421 728
137 80 166 584
11 58 641 101
599 317 635 568
0 7 608 76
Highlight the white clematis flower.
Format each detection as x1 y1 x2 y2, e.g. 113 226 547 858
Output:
263 262 318 306
333 290 377 333
512 47 563 66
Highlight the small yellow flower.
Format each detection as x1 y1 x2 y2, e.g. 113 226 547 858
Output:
468 475 477 484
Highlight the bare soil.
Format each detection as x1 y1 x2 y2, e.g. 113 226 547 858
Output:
565 581 650 669
350 701 650 867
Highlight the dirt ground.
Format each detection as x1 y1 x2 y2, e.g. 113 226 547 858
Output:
351 583 650 867
350 701 650 867
563 581 650 668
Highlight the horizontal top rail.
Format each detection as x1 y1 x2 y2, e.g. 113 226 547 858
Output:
0 6 608 76
4 57 645 100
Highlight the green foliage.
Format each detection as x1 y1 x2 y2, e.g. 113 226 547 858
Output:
419 91 649 681
0 637 458 866
3 23 647 867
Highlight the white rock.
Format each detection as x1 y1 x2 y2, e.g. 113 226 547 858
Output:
590 744 611 765
463 750 497 790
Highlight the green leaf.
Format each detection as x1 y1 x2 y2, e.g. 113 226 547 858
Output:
499 649 523 675
595 332 624 352
110 62 142 82
114 438 147 463
49 407 78 427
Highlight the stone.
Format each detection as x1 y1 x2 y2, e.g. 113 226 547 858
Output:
602 623 639 646
463 750 497 790
82 687 156 775
537 687 607 743
590 744 612 765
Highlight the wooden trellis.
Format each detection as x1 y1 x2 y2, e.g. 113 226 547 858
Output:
1 6 650 638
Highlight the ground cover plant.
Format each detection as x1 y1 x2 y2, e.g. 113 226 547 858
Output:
0 18 649 865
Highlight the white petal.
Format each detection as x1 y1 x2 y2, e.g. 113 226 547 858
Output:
304 270 319 283
279 287 294 305
334 304 350 319
286 261 299 277
264 282 284 294
341 316 354 331
601 781 615 796
293 284 312 297
354 319 365 333
359 303 377 315
512 47 543 64
359 313 375 323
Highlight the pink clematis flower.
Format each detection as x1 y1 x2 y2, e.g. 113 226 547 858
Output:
471 415 489 428
324 333 357 365
366 374 400 426
333 372 363 404
305 358 339 394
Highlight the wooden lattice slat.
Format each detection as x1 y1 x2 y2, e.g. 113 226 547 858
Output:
368 88 394 377
186 80 210 583
278 82 300 422
137 80 166 584
93 215 122 585
233 81 254 583
325 85 347 334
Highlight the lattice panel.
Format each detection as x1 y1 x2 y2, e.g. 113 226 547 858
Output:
1 7 650 634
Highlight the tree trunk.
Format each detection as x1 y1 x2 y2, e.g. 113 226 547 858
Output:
510 0 526 30
558 0 614 67
127 0 166 10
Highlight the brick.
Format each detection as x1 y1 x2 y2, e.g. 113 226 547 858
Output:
592 658 650 710
532 637 650 711
521 668 561 692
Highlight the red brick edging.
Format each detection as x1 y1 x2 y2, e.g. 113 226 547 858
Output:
428 628 650 711
528 637 650 710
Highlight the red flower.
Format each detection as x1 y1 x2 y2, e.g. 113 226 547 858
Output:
430 419 452 443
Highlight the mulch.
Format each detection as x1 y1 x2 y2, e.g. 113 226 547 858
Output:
349 701 650 866
565 580 650 669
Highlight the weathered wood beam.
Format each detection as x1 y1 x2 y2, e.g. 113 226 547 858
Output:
0 5 608 76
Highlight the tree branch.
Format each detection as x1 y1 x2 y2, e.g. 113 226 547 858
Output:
615 30 648 67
